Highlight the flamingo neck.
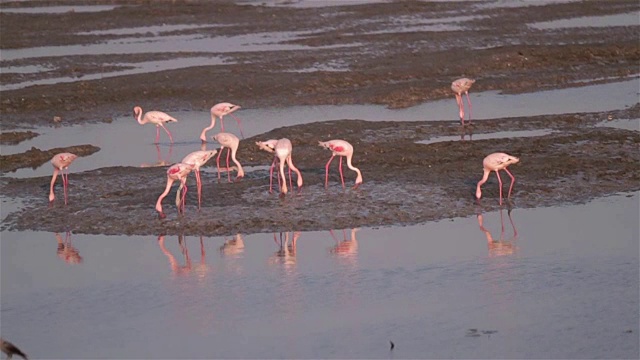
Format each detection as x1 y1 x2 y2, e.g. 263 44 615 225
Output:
135 110 145 125
345 155 363 182
156 178 175 212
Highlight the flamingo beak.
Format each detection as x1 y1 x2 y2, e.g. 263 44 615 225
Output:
158 212 166 219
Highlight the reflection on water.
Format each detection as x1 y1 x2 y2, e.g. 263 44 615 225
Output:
55 232 83 265
158 234 209 279
329 228 359 261
140 144 173 168
219 233 245 258
477 208 518 257
269 231 300 270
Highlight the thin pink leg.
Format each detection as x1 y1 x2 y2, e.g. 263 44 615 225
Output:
288 162 293 192
181 183 188 213
495 170 504 205
155 127 161 144
229 114 245 139
269 157 277 193
196 170 202 210
216 148 223 181
325 155 335 188
62 170 69 205
339 156 345 188
465 91 473 123
220 118 225 132
504 168 516 199
226 148 231 183
160 124 174 143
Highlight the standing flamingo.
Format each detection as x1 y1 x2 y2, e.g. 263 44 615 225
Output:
476 152 520 205
200 102 243 141
49 152 78 205
318 139 363 189
133 106 178 143
181 150 218 209
156 162 194 219
451 78 475 125
256 138 303 194
212 132 245 182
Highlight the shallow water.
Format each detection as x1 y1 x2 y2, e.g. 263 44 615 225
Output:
0 5 119 14
1 192 637 358
530 11 640 30
2 78 637 178
416 129 555 145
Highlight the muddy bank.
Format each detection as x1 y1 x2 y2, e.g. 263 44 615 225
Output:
2 105 638 236
0 144 100 172
0 130 38 145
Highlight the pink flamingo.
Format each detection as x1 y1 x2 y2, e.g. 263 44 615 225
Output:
476 152 520 205
212 132 245 182
318 139 363 189
49 152 78 205
181 150 218 209
256 138 303 194
133 106 178 144
156 163 194 219
451 78 475 125
200 102 243 141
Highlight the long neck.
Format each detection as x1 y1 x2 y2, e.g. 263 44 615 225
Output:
476 169 490 198
49 168 60 199
155 178 175 212
345 154 362 183
230 147 244 176
135 110 145 124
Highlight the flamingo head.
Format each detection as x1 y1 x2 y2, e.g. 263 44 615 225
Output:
158 211 166 220
256 140 276 153
133 106 142 118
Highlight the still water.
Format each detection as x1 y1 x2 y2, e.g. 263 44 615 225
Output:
1 193 638 359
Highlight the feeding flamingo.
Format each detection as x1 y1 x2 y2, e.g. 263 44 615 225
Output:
256 138 303 194
181 150 218 209
212 132 245 182
156 163 194 219
318 139 363 189
133 106 178 143
476 152 520 205
200 102 244 141
451 78 475 125
49 152 78 205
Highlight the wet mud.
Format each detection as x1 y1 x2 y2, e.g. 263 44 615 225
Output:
0 130 38 145
0 0 639 235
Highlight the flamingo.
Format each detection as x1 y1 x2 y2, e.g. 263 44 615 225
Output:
451 78 475 125
476 152 520 205
49 152 78 205
200 102 243 141
318 139 363 189
133 106 178 143
181 150 218 209
156 162 194 219
256 138 303 194
212 132 245 182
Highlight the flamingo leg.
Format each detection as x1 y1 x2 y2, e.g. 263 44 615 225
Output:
339 156 345 189
196 169 202 210
181 183 188 214
325 155 335 188
226 148 232 183
465 91 473 123
495 170 504 205
160 123 174 143
504 168 516 199
220 116 225 132
269 157 277 193
228 113 245 139
288 158 293 193
216 148 223 182
155 126 161 144
62 168 69 205
456 94 465 125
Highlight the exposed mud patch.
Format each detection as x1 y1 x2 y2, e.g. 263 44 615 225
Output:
0 144 100 172
0 130 38 145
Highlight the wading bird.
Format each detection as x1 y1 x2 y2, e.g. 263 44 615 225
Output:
476 152 520 205
156 163 194 219
133 106 178 144
318 139 363 189
256 138 303 194
49 152 78 205
451 78 475 125
1 337 28 360
181 150 218 209
200 102 243 141
212 132 244 182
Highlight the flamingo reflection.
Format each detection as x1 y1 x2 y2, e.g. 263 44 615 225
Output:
140 143 173 168
55 231 83 264
269 231 300 269
329 228 359 260
157 235 211 278
477 208 519 257
219 233 245 257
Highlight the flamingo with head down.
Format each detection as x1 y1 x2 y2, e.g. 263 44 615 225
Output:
156 162 194 219
318 139 363 189
200 102 243 141
256 138 303 194
49 152 78 205
476 152 520 205
133 106 178 143
211 132 245 182
451 78 475 125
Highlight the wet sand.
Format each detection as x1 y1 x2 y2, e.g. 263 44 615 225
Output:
1 0 639 235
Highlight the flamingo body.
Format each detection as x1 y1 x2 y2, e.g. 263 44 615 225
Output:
156 163 194 218
212 132 245 181
476 152 520 205
200 102 243 141
451 78 475 125
318 139 363 188
181 150 217 209
257 138 303 194
49 152 78 204
133 106 177 143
